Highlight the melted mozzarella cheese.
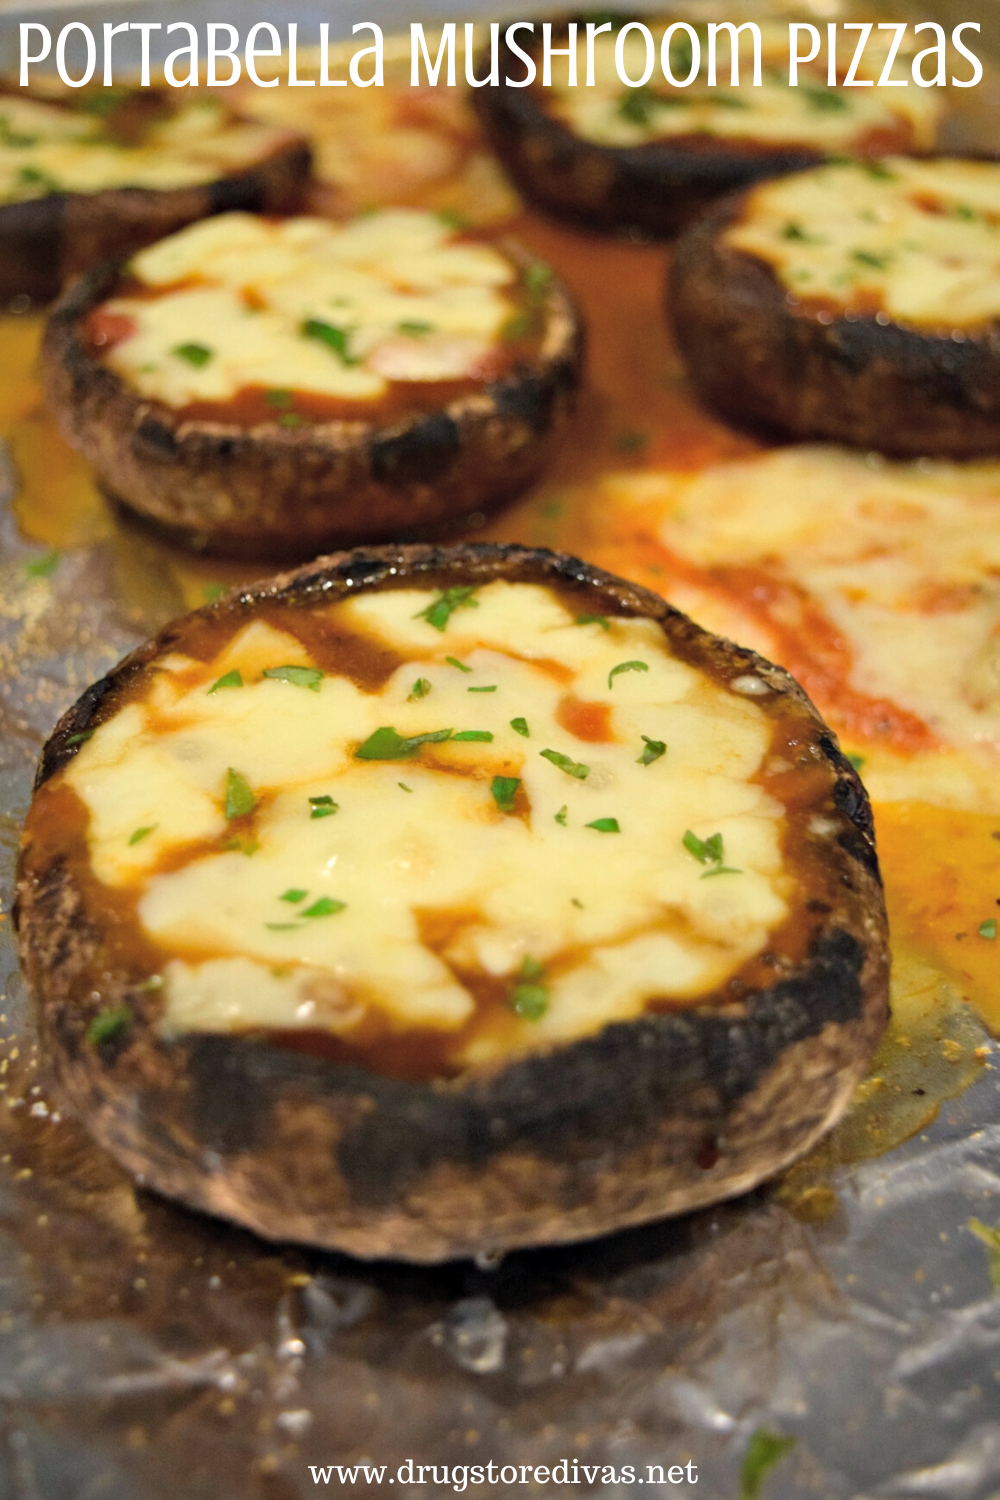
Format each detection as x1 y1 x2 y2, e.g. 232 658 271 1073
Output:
603 449 1000 811
726 158 1000 328
550 22 940 151
0 97 289 204
104 210 518 406
64 582 790 1061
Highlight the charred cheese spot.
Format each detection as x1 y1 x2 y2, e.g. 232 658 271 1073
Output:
98 211 527 409
0 95 291 204
727 159 1000 329
548 22 940 153
60 581 796 1071
605 448 1000 808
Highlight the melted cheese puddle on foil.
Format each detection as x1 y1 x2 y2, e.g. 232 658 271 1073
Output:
0 97 289 203
727 159 1000 328
104 210 517 406
551 22 940 151
604 448 1000 812
63 582 789 1063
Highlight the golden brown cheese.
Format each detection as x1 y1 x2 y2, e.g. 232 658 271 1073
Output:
62 581 794 1067
100 210 523 406
726 158 1000 328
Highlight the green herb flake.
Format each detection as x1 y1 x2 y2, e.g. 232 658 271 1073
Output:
208 669 242 694
491 776 521 813
453 730 494 742
172 342 213 368
446 656 472 673
301 318 358 364
262 664 324 692
541 749 589 780
617 84 655 127
24 550 60 578
309 794 338 819
586 817 620 833
128 824 157 846
510 958 549 1021
355 726 453 760
65 730 94 747
265 388 293 408
280 889 308 904
436 208 470 230
702 865 743 877
863 160 897 182
265 922 300 931
399 782 413 792
468 685 497 693
408 678 431 701
18 164 59 192
510 717 530 737
224 835 259 856
846 752 866 771
979 919 998 940
571 897 583 908
302 896 346 918
86 1005 131 1046
740 1428 797 1500
203 583 226 603
555 805 568 825
397 319 434 336
501 312 534 341
638 736 666 766
224 768 255 821
851 248 890 270
576 613 610 631
138 974 163 992
953 202 976 220
800 82 848 112
524 262 553 295
684 829 724 865
968 1217 1000 1289
415 585 479 632
608 660 649 689
278 413 306 428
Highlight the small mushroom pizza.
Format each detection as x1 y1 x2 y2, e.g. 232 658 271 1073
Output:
42 211 582 557
475 17 942 237
0 87 309 305
669 157 1000 457
16 544 889 1263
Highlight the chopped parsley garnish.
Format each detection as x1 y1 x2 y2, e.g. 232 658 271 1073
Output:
617 84 655 127
800 83 848 112
953 203 976 220
24 550 60 578
415 585 479 632
309 794 338 819
265 922 299 931
510 717 530 737
301 318 358 364
638 736 666 766
851 248 890 270
86 1005 131 1047
64 730 94 746
846 752 866 772
782 221 809 241
862 161 897 182
437 209 470 230
265 389 293 408
279 413 306 428
541 748 589 780
510 957 549 1020
173 342 213 368
468 685 497 693
446 655 472 673
203 583 226 603
608 660 648 689
683 828 742 876
128 824 157 846
491 776 520 813
399 782 413 792
586 817 620 833
208 669 242 694
224 835 258 856
555 805 568 825
408 678 431 701
224 768 255 820
355 726 452 760
303 896 346 918
524 262 552 295
571 897 583 909
980 919 997 940
262 664 324 692
740 1429 797 1500
398 319 434 336
576 613 610 631
453 730 494 742
280 889 308 903
18 164 59 192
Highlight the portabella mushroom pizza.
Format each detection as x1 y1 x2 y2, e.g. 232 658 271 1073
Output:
669 157 1000 457
42 210 581 556
475 16 942 237
15 544 889 1262
0 87 309 305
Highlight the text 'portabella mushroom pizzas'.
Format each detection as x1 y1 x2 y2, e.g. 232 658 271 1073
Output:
43 210 581 557
16 545 888 1262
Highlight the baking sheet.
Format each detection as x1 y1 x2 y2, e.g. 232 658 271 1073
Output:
1 15 1000 1498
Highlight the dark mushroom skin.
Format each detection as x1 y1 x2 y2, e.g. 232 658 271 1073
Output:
474 17 826 238
41 258 583 560
0 137 311 308
16 543 889 1263
669 195 1000 458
